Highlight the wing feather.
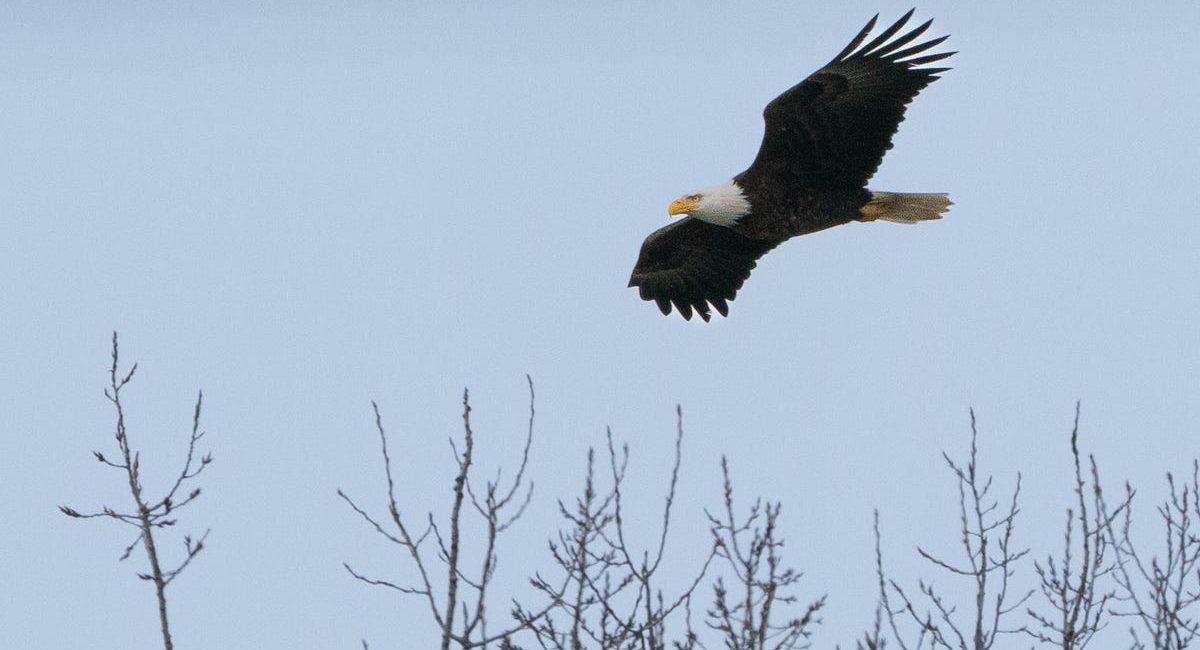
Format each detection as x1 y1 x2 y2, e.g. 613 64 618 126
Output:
869 19 933 57
628 218 779 321
831 14 878 61
857 8 914 55
738 13 953 191
885 35 950 61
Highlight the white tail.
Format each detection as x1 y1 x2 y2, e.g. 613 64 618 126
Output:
860 192 953 224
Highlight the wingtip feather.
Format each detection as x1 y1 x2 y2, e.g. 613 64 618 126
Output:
906 51 955 67
871 18 933 57
676 302 694 320
711 297 729 318
888 34 950 62
857 9 915 57
833 13 880 62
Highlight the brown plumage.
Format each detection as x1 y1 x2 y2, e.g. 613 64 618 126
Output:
629 11 955 321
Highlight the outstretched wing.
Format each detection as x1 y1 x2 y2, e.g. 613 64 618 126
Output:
628 217 779 321
738 10 953 190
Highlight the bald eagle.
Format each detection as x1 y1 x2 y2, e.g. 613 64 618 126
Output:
628 11 954 321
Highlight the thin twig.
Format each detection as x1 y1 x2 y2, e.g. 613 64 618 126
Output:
60 332 211 650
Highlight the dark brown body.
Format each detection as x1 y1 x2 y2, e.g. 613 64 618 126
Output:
731 177 871 241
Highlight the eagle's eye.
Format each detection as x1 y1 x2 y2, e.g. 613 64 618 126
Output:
687 194 702 202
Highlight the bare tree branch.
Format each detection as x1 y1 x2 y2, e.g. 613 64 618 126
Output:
875 409 1029 650
60 332 211 650
1107 456 1200 650
341 377 549 648
1024 403 1129 649
702 457 825 650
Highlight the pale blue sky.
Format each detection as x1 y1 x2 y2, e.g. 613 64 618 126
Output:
3 1 1199 647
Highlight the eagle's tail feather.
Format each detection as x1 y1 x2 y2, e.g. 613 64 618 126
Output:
860 191 952 224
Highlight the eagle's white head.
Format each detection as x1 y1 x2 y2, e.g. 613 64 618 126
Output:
668 180 751 227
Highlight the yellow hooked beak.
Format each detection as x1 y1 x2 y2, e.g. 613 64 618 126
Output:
668 196 701 218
